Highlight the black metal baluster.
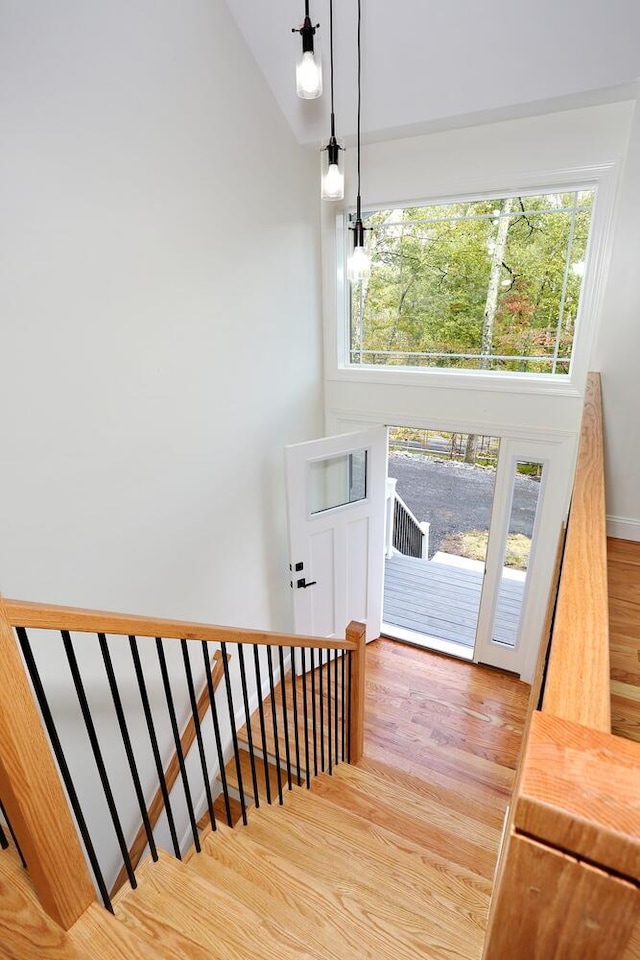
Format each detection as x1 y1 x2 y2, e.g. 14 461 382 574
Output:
341 648 346 761
130 636 181 859
319 649 325 772
347 650 353 762
277 646 292 790
334 648 339 765
61 631 137 890
327 647 332 775
220 643 247 826
156 638 200 852
290 648 302 786
181 640 216 832
0 800 26 867
98 633 158 863
237 645 260 808
17 628 113 911
201 642 233 827
300 647 311 788
266 647 283 804
310 647 318 776
252 646 272 805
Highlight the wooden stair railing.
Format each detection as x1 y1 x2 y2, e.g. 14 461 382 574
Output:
483 373 640 960
110 648 229 898
0 594 365 924
0 597 96 929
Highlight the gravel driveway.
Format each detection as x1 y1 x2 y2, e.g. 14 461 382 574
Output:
388 453 541 559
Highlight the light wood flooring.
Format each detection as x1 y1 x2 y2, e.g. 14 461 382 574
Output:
384 554 525 647
608 537 640 742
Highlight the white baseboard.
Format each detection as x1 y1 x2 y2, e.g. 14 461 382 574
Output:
607 515 640 541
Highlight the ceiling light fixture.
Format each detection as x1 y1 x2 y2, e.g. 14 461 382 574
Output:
347 0 370 282
292 2 322 100
321 0 344 200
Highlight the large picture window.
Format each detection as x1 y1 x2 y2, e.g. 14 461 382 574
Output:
349 189 594 376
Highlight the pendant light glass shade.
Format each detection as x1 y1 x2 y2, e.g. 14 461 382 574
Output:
348 219 371 282
321 138 344 200
348 244 371 282
296 49 322 98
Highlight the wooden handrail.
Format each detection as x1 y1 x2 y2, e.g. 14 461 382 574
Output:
110 649 229 897
483 373 640 959
3 598 358 652
542 372 611 732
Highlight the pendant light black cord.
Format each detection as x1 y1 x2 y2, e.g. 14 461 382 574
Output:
354 0 364 238
329 0 335 137
356 0 362 218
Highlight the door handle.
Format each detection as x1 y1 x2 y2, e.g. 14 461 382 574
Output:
296 578 317 589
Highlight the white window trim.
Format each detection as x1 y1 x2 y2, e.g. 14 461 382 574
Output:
326 162 620 399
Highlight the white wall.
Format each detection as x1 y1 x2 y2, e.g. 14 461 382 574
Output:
0 0 323 626
0 0 323 888
592 94 640 539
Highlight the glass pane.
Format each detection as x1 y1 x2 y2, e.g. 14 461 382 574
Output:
349 190 594 375
493 461 544 647
308 449 367 515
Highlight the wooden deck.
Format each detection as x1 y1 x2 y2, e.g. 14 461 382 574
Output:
383 553 525 649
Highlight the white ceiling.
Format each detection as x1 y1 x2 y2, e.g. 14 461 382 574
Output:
224 0 640 146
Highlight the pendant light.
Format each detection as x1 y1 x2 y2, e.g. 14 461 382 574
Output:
347 0 370 282
292 2 322 100
321 0 344 200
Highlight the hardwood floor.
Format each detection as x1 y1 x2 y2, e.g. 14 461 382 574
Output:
362 639 530 835
608 537 640 742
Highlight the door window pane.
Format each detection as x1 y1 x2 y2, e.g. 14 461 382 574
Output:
493 461 543 647
308 450 367 515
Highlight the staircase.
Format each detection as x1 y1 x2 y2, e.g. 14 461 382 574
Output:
1 753 487 960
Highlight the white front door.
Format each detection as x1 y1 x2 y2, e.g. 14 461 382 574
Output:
285 427 387 642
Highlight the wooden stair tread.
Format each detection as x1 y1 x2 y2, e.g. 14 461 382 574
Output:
115 851 329 960
247 777 491 901
69 903 182 960
280 768 498 881
356 754 507 830
329 760 499 849
0 849 85 960
223 744 298 801
189 823 477 960
189 827 370 959
236 657 348 782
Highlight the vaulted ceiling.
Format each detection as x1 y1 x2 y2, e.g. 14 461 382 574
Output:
224 0 640 146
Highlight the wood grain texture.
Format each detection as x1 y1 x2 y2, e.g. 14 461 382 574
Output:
3 598 357 651
347 620 366 763
543 372 611 732
116 851 332 960
483 832 639 960
0 600 95 930
220 785 487 959
0 848 84 960
110 650 228 897
69 903 183 960
609 537 640 742
515 711 640 879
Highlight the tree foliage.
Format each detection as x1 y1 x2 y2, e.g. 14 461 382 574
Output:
350 190 593 374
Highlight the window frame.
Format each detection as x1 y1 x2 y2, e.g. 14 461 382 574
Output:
330 163 619 398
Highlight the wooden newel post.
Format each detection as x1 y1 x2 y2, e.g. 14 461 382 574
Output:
0 598 95 929
347 620 366 765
